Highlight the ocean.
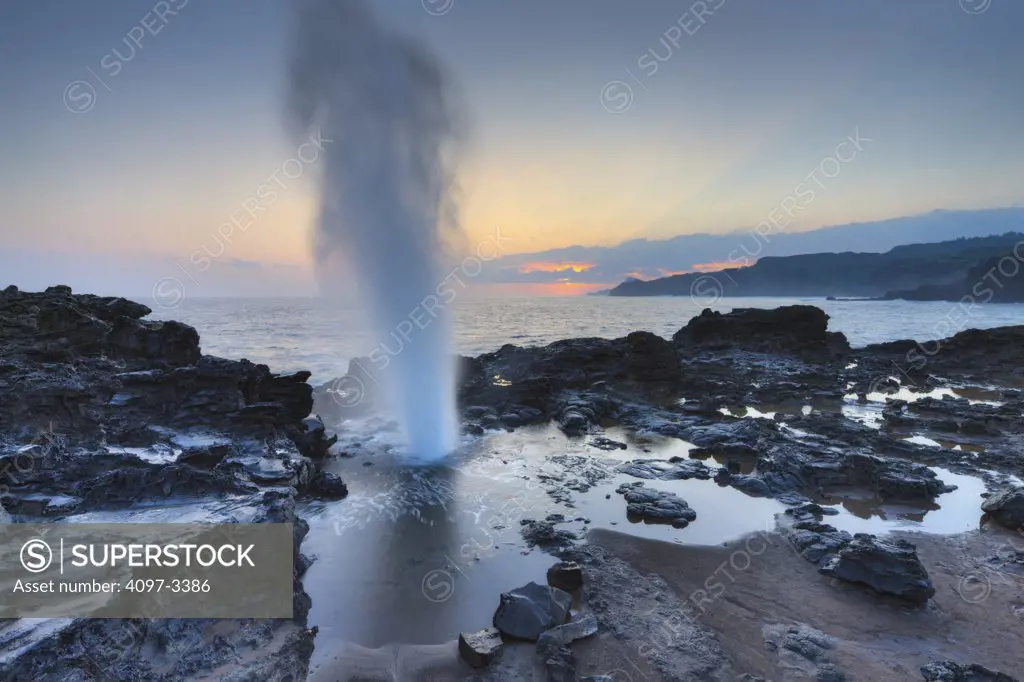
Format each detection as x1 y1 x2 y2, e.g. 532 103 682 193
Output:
148 295 1024 385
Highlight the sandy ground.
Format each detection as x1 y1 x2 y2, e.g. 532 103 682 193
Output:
307 524 1024 681
578 525 1024 680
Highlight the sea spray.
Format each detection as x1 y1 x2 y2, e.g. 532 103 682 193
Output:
287 0 463 460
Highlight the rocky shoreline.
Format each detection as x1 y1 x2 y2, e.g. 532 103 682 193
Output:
315 303 1024 680
0 285 337 680
3 287 1024 680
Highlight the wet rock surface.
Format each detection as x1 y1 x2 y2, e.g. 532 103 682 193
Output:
616 482 698 528
492 581 572 641
458 627 503 668
537 613 598 647
819 534 936 604
763 623 846 681
566 542 736 680
0 287 325 680
617 458 712 481
673 305 850 358
520 519 580 549
14 290 1024 680
920 660 1019 681
788 520 854 564
547 560 584 592
981 487 1024 530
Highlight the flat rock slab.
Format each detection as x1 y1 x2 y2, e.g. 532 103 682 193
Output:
538 613 599 647
617 459 712 481
493 581 572 641
789 520 853 564
616 482 698 528
819 534 935 604
458 627 503 668
921 659 1019 681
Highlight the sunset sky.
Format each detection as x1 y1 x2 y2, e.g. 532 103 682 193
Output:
2 0 1022 297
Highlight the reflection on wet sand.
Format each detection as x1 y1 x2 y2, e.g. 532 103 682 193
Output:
301 448 555 676
299 421 998 678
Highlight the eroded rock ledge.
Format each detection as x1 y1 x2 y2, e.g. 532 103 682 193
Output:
0 285 334 680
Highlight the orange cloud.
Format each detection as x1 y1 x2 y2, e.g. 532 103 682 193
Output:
479 282 610 296
689 260 750 272
517 261 595 274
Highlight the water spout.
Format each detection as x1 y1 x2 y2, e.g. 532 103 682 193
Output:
288 0 463 460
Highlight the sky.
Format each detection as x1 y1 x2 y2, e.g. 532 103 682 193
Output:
1 0 1022 299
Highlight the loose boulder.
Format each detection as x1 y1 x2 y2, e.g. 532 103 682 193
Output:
818 534 935 604
309 470 348 499
458 627 503 668
547 561 584 592
493 581 572 641
981 487 1024 530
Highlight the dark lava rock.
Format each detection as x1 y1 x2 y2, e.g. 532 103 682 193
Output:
520 519 579 549
492 582 572 641
537 640 576 682
309 470 348 500
682 418 768 450
616 458 712 481
981 487 1024 530
758 441 953 503
0 288 323 679
673 306 850 357
621 330 681 384
458 627 503 668
816 664 847 682
819 534 935 604
293 416 337 460
762 623 847 680
537 613 599 647
729 474 772 496
535 616 599 682
589 436 627 450
616 482 697 528
547 561 584 592
788 521 853 564
786 502 841 521
559 410 590 436
921 660 1018 681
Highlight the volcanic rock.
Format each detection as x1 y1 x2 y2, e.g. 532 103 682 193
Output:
547 561 584 592
920 660 1018 681
520 520 578 549
757 441 953 502
309 470 348 499
616 459 712 481
616 482 697 528
537 613 599 647
788 521 853 564
458 627 503 668
537 640 576 682
492 582 572 641
0 288 320 680
673 306 850 357
819 534 935 604
981 487 1024 530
